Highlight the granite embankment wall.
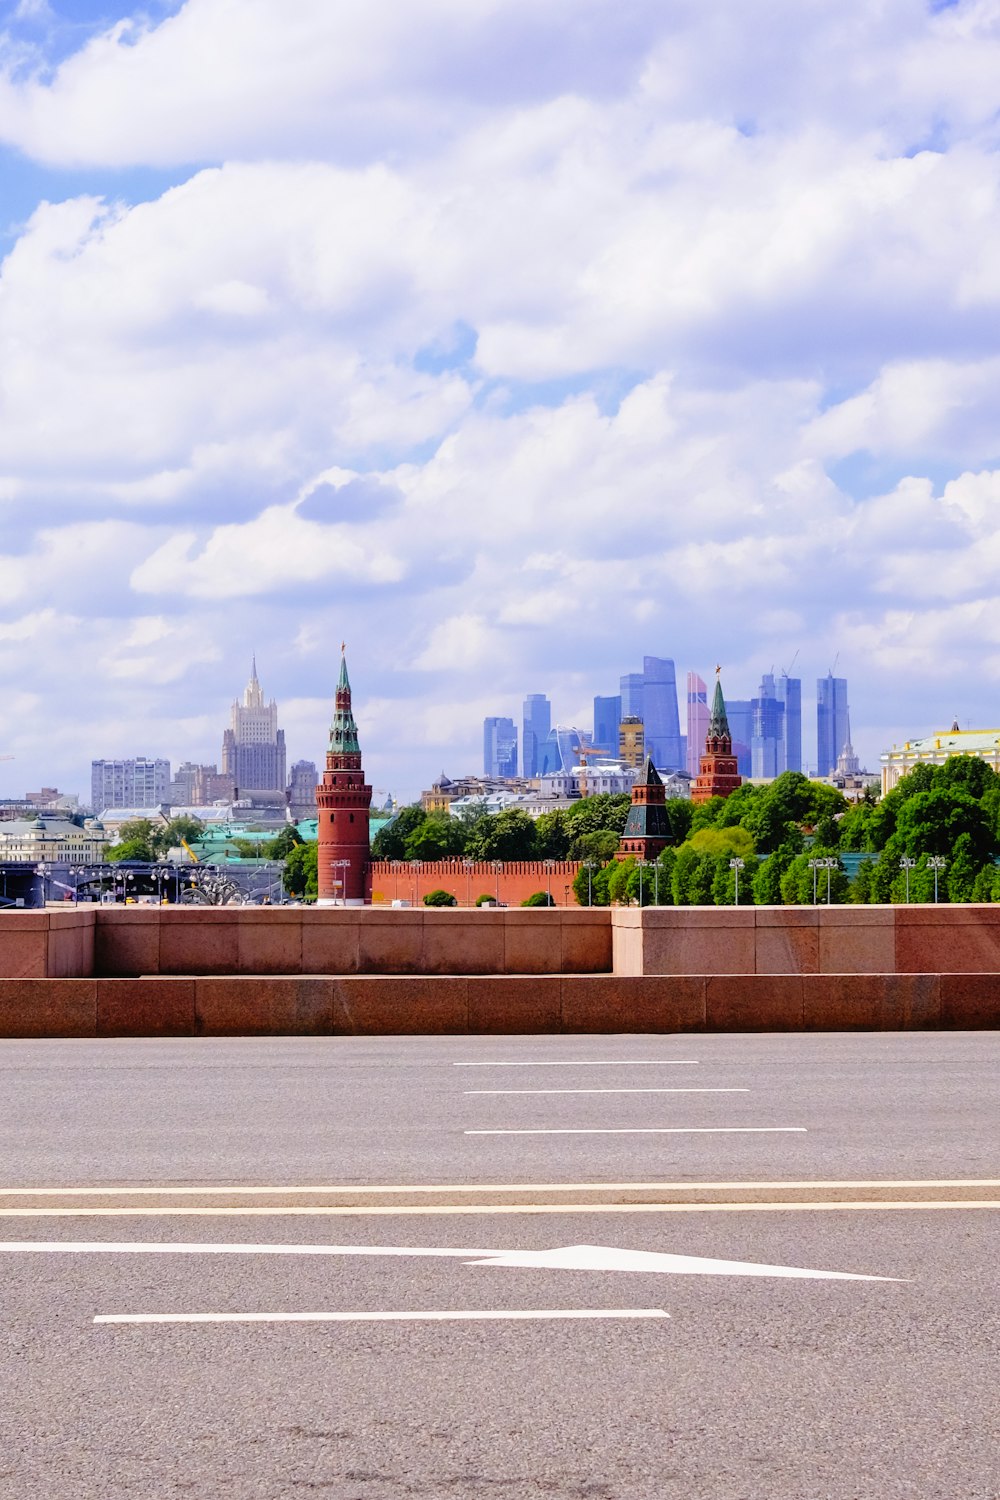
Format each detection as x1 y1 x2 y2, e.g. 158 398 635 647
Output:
0 905 998 1034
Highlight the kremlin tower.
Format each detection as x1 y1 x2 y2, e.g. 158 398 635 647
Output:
617 756 671 862
691 673 742 804
316 649 372 905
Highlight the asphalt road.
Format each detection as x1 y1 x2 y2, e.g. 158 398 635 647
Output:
0 1032 997 1499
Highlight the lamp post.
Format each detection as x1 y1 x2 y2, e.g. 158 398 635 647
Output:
330 857 351 906
729 857 745 906
927 855 946 904
807 857 820 906
410 858 422 907
390 859 402 903
899 856 917 903
582 859 596 906
464 858 475 908
544 858 555 907
492 859 502 905
637 859 650 907
821 856 838 904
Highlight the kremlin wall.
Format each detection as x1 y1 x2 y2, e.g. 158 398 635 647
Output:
0 655 997 1035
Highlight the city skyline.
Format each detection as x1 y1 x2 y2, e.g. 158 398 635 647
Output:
1 4 998 804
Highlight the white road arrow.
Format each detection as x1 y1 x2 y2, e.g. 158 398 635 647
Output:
0 1240 900 1280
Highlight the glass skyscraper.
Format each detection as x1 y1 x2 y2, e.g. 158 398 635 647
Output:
619 672 644 721
593 695 621 754
751 673 785 779
483 716 518 778
777 673 802 773
521 694 551 778
641 656 683 771
816 674 850 777
686 672 709 776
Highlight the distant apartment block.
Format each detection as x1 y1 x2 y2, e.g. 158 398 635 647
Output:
91 757 170 813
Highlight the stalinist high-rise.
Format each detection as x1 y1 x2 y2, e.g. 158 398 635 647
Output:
221 658 287 798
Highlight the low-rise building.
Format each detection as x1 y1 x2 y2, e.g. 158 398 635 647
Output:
880 722 1000 795
0 816 111 864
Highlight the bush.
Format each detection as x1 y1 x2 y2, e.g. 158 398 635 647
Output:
423 888 457 907
475 893 497 907
521 890 555 907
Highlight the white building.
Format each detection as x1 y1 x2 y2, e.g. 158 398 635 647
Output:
881 722 1000 795
0 816 110 864
91 757 170 812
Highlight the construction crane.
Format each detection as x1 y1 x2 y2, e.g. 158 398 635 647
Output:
575 744 611 799
779 649 799 679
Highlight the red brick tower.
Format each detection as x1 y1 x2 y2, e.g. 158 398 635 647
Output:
617 756 671 861
316 649 372 905
691 673 742 804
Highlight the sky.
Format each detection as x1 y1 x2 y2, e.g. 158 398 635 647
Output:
1 0 999 803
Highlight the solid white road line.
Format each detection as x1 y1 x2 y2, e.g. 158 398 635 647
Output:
465 1127 807 1136
94 1308 671 1325
452 1061 699 1067
2 1179 994 1195
0 1200 994 1217
464 1088 748 1095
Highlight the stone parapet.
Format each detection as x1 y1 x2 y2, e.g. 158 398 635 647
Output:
0 971 995 1037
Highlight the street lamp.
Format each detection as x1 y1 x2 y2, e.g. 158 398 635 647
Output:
463 857 475 908
390 859 402 903
544 858 555 907
729 857 745 906
410 858 423 907
807 857 821 906
492 859 503 905
637 859 650 907
927 855 947 904
899 856 917 904
582 859 596 907
330 857 351 906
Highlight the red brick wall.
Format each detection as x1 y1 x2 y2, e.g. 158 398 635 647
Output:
367 860 581 907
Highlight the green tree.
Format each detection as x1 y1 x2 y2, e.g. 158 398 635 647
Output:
106 836 154 864
752 844 798 904
569 828 621 863
686 825 756 860
522 890 555 907
663 798 694 844
653 847 677 905
405 813 465 860
423 888 458 906
371 804 426 860
464 808 538 861
607 856 635 905
563 793 632 836
712 852 759 906
265 825 303 860
779 848 848 905
535 809 571 859
689 797 726 834
154 815 205 856
283 841 318 900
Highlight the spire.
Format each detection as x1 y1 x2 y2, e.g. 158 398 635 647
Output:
329 648 360 755
640 754 663 788
708 678 730 739
243 654 264 708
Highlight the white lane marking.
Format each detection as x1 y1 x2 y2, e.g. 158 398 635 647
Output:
3 1239 899 1281
95 1308 670 1325
0 1200 992 1217
464 1089 748 1096
1 1179 993 1195
465 1128 807 1136
453 1061 699 1067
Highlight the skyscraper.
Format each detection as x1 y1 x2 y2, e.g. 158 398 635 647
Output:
593 695 621 754
641 657 682 770
817 673 850 777
777 673 802 773
751 672 785 779
221 658 287 796
619 672 644 721
725 699 754 778
483 716 518 778
521 694 551 778
686 673 709 777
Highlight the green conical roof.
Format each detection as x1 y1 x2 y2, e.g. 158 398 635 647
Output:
708 678 730 738
329 650 361 754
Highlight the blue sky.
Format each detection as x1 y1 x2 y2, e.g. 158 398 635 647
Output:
1 0 1000 802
